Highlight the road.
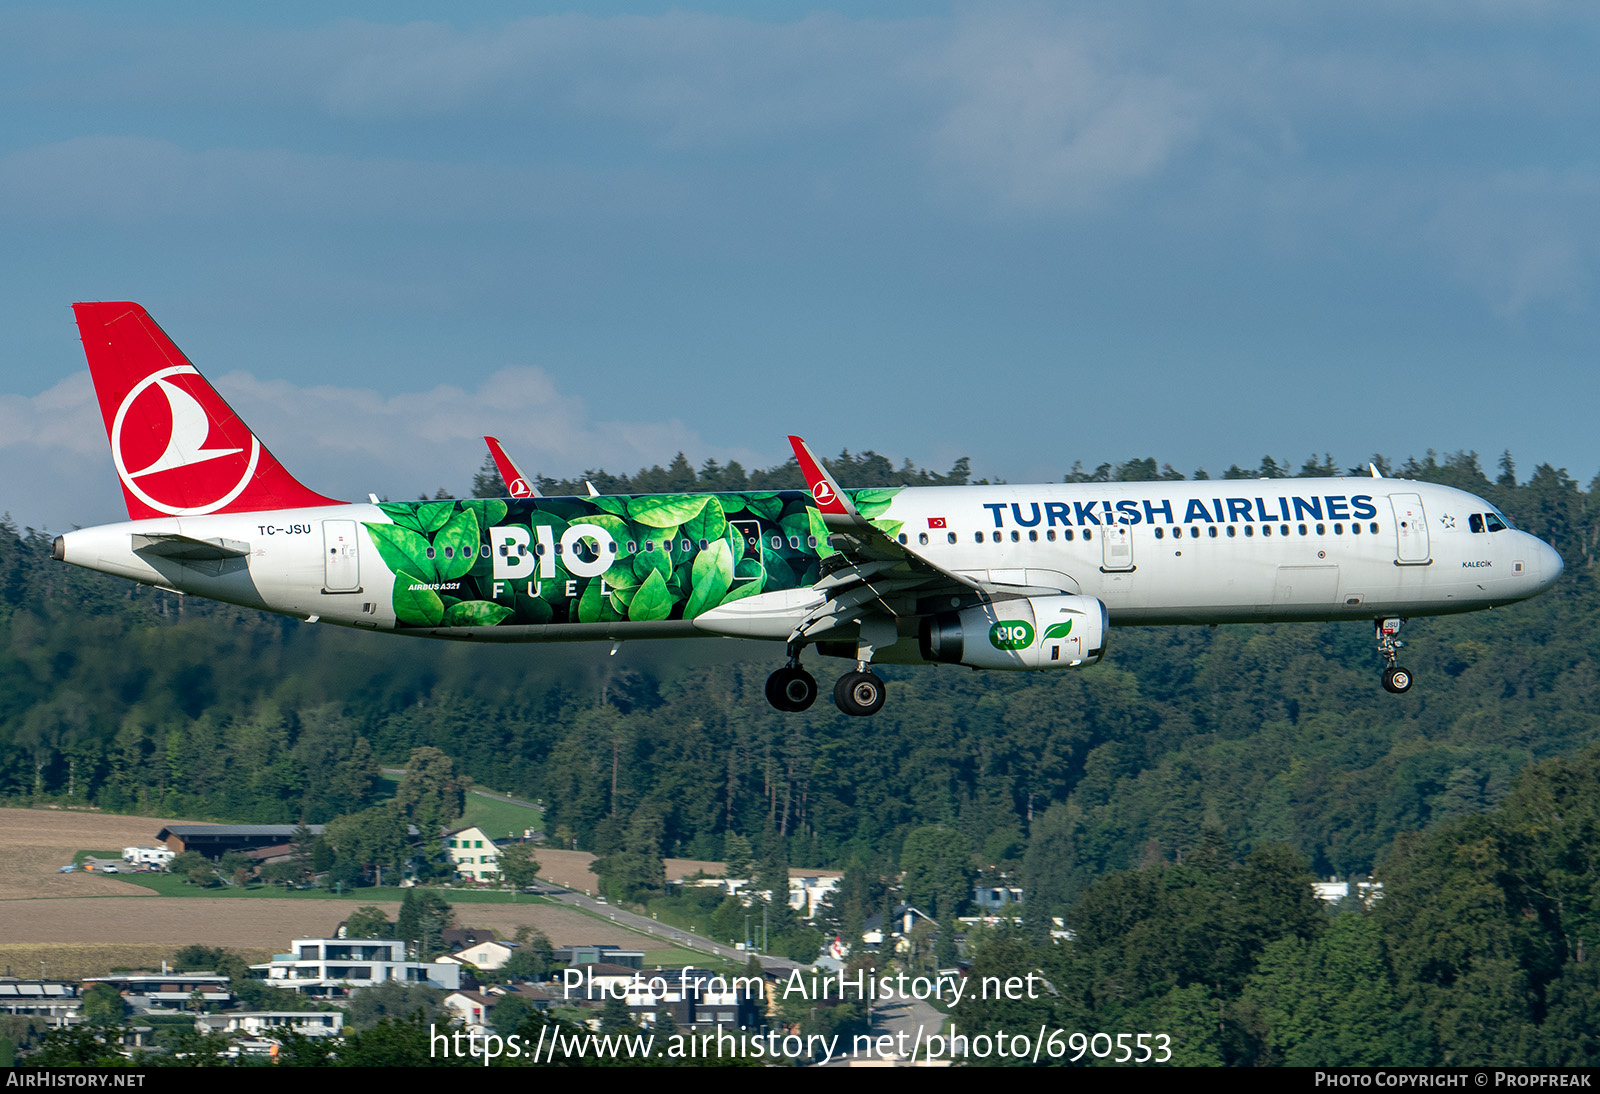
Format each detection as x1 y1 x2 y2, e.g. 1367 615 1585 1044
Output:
535 883 800 973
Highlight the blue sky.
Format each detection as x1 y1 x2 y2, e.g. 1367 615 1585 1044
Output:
2 2 1597 529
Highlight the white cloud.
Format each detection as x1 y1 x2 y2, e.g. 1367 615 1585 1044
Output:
918 12 1201 211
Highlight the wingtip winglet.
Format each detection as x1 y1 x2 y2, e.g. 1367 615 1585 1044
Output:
788 434 856 516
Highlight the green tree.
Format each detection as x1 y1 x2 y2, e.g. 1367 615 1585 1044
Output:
325 803 412 884
342 905 395 939
79 983 125 1028
472 451 505 499
594 806 667 903
395 889 455 961
344 980 445 1033
899 826 975 922
498 840 541 894
394 746 468 834
722 832 755 878
1245 911 1417 1065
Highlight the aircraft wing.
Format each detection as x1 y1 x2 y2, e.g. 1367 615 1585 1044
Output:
784 435 993 644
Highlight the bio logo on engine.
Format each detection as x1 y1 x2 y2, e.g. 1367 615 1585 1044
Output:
989 621 1035 650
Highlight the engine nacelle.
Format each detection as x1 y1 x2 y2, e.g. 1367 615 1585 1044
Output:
919 594 1107 670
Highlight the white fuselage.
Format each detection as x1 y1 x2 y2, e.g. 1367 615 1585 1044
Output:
55 478 1562 650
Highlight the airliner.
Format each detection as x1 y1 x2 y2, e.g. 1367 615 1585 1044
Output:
55 302 1564 716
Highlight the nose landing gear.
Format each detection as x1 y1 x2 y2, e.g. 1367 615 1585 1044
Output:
1377 618 1412 694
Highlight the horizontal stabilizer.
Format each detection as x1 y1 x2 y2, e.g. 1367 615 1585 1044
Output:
131 533 251 561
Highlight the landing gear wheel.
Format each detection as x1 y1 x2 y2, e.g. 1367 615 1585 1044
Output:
1382 666 1413 694
766 666 818 712
834 670 887 717
1375 618 1412 694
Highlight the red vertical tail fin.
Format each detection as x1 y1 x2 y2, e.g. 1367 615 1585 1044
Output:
73 301 342 519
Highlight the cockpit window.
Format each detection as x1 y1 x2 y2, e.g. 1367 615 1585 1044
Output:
1469 514 1485 534
1485 513 1507 533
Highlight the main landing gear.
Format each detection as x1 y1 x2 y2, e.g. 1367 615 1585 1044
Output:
765 639 889 717
1377 618 1413 694
766 644 819 712
834 664 887 717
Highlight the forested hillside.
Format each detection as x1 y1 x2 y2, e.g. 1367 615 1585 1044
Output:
3 447 1597 906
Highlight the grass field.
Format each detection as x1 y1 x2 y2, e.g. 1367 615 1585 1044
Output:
457 792 542 840
115 872 567 903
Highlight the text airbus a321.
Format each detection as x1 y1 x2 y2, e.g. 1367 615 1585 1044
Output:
56 302 1564 716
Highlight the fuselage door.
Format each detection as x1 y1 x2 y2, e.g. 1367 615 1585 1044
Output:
1101 524 1135 572
1390 493 1431 565
323 519 361 592
729 520 764 584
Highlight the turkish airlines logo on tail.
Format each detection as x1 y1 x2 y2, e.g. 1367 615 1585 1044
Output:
112 366 261 515
508 478 533 498
812 481 836 507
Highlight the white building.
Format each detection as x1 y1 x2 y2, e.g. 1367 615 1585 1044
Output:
0 981 81 1027
789 875 842 919
680 872 842 921
443 826 500 883
250 939 462 998
440 940 520 971
81 972 232 1007
196 1011 343 1039
123 846 175 867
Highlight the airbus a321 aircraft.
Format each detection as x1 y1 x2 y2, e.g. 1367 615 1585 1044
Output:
56 302 1564 716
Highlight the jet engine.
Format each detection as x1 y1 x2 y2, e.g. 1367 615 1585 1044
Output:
919 594 1107 670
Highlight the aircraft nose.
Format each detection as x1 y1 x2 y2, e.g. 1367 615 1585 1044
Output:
1538 538 1565 590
